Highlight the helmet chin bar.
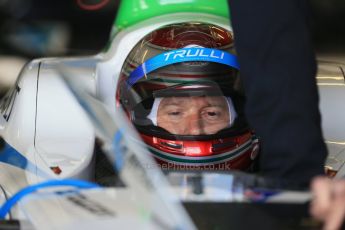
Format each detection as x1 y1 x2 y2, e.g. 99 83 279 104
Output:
139 131 257 171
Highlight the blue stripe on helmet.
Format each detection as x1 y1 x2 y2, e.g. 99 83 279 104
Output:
126 47 239 87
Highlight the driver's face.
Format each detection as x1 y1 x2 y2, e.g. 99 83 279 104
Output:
157 96 230 135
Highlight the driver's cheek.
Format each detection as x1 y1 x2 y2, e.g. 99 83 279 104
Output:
204 121 229 134
202 121 217 135
158 115 186 135
166 117 191 135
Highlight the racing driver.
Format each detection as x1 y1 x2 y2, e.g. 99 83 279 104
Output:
116 22 259 171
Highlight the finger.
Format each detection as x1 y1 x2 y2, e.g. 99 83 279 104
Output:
323 180 345 230
310 177 332 220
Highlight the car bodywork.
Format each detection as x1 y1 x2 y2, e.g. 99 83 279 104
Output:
0 0 342 229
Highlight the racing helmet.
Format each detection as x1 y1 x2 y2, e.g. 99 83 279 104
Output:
117 22 259 170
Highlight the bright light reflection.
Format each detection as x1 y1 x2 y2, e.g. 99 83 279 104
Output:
316 77 344 80
325 140 345 145
317 83 345 86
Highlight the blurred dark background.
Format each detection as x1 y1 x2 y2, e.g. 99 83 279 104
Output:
0 0 119 57
1 0 345 57
0 0 345 93
311 0 345 53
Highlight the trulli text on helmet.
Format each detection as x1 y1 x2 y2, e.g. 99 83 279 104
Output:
163 48 225 61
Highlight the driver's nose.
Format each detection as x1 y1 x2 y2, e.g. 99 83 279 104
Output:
186 116 203 135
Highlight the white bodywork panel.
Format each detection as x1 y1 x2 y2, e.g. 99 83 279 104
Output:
20 188 173 230
0 57 98 200
35 59 96 180
0 61 41 196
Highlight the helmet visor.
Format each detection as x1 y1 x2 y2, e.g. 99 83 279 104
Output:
147 95 237 135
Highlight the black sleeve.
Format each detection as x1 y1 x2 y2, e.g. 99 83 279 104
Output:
228 0 327 187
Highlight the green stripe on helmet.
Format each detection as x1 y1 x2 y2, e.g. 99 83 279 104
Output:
115 0 230 30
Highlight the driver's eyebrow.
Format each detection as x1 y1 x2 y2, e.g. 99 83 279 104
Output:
203 104 227 109
201 99 228 108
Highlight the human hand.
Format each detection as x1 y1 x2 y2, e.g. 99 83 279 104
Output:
310 176 345 230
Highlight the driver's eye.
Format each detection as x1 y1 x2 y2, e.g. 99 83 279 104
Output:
168 111 181 116
202 109 222 121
